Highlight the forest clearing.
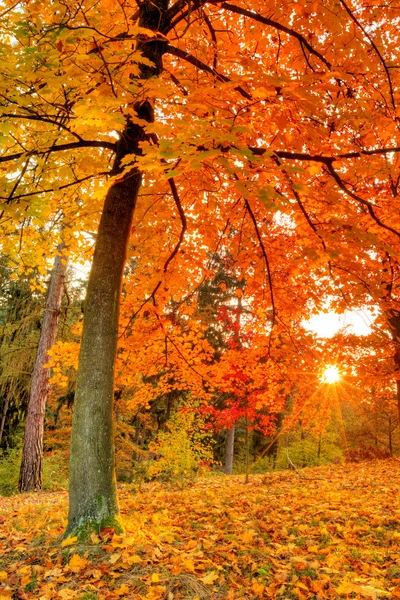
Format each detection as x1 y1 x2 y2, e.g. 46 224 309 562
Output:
1 459 400 600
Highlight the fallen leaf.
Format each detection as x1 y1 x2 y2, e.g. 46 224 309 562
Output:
61 536 77 548
200 571 219 585
68 554 88 573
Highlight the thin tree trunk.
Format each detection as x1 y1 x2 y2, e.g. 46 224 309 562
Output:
396 378 400 424
18 246 68 492
224 294 242 476
224 427 235 475
244 414 250 484
66 0 167 536
0 389 10 445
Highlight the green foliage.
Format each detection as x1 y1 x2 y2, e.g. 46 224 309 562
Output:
274 432 343 470
0 445 21 495
0 446 68 496
145 408 213 485
42 450 69 491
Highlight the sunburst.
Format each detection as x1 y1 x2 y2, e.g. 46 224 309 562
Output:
321 365 341 384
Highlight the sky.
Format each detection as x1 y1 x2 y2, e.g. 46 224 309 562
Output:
305 309 376 338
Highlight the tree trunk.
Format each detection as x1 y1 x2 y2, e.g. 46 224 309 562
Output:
224 427 235 475
387 311 400 422
244 415 250 484
0 389 10 445
396 378 400 424
65 0 168 536
18 246 68 492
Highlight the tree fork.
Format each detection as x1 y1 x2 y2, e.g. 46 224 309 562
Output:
65 0 169 537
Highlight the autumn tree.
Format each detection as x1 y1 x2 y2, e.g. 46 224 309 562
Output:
1 0 400 535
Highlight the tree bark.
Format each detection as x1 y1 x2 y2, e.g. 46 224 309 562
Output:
65 0 168 536
386 311 400 422
224 427 235 475
0 389 10 445
224 294 242 476
18 246 68 492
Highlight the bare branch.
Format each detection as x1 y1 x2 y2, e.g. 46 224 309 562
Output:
164 177 187 273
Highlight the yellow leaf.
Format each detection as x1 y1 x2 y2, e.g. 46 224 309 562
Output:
0 572 7 582
110 553 121 564
200 571 219 585
69 554 88 573
296 581 309 591
57 590 75 599
61 536 78 548
128 555 142 564
241 531 254 543
90 533 101 544
151 573 160 583
183 559 195 572
307 545 319 553
114 584 130 596
251 581 265 597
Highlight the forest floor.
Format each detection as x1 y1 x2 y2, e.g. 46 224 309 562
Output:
1 459 400 599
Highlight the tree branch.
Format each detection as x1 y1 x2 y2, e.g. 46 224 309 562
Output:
272 155 327 251
165 43 252 100
0 112 84 142
243 196 276 335
338 0 395 109
0 171 109 201
164 177 187 273
0 140 116 164
220 2 331 70
326 161 400 240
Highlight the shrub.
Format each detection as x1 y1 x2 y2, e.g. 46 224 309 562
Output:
345 444 391 463
0 446 20 495
145 408 213 485
0 446 68 496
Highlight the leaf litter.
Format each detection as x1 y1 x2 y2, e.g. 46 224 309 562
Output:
1 459 400 598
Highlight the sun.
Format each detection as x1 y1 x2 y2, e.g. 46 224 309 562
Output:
321 365 341 384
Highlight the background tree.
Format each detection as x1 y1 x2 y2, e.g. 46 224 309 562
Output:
18 244 68 492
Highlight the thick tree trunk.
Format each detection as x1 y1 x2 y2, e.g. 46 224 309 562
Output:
67 170 142 534
66 0 168 536
18 247 68 492
224 427 235 475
